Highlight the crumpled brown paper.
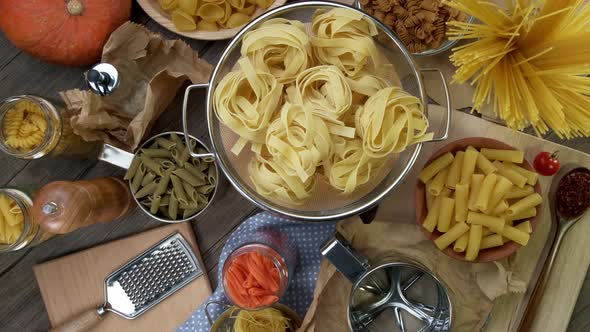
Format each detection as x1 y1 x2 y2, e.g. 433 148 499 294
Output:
297 218 527 332
59 22 213 151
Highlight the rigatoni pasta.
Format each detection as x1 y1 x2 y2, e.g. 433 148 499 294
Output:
445 151 464 189
126 133 217 221
419 152 454 183
493 161 527 188
460 147 478 185
420 144 542 260
480 148 524 163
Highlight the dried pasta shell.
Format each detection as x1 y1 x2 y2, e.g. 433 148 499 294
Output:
197 3 224 22
172 9 197 31
178 0 199 15
238 4 256 15
227 12 251 28
203 0 224 4
255 0 273 9
229 0 245 9
159 0 179 10
197 20 219 31
219 1 232 25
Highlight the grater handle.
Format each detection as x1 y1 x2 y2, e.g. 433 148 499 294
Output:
50 307 106 332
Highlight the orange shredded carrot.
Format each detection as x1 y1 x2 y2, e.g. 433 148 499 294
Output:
225 251 282 309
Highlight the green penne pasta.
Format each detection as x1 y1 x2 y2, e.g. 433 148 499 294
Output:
150 195 162 214
124 157 141 180
160 194 171 207
183 207 201 219
207 167 217 185
197 184 215 195
198 160 209 171
141 172 156 187
170 174 189 205
197 147 214 162
135 181 158 199
182 181 199 202
141 148 172 158
155 171 171 196
168 192 179 220
155 137 176 150
149 141 159 148
160 205 171 219
197 193 209 205
185 163 207 181
174 168 205 186
139 197 152 207
179 201 200 209
170 133 184 147
179 147 191 166
140 154 164 176
130 164 146 194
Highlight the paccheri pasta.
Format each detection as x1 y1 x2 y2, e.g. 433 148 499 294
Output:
420 146 541 261
2 100 47 152
214 9 432 204
160 0 275 32
124 133 216 220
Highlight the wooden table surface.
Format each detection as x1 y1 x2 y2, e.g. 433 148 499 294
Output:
0 4 588 331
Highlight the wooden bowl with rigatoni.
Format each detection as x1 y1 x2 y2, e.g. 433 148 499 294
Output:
415 137 543 262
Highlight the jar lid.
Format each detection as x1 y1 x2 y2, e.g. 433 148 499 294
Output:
85 63 120 96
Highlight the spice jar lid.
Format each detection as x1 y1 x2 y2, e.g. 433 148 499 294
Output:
86 63 120 96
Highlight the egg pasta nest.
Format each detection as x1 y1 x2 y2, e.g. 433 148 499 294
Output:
214 8 433 204
445 0 590 139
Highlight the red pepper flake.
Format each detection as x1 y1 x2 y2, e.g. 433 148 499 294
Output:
556 169 590 218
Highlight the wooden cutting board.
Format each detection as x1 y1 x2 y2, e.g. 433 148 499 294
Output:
34 223 212 331
375 106 590 332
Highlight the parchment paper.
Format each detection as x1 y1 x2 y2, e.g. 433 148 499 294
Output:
297 217 526 332
60 22 213 151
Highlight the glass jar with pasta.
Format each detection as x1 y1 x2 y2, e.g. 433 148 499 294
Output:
0 95 99 159
0 188 49 253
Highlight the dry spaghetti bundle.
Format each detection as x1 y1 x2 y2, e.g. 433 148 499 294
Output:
445 0 590 139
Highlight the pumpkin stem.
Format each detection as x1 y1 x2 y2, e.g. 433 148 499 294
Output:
67 0 84 15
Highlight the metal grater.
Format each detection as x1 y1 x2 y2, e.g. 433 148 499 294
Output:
99 232 202 319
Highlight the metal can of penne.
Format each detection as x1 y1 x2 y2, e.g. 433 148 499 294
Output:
98 131 219 223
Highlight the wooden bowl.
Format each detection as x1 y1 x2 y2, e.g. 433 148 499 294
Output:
137 0 287 40
415 137 543 262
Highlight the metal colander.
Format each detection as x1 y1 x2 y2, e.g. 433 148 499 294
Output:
182 1 451 221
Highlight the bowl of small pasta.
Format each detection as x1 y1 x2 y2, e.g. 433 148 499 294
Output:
415 137 543 262
137 0 287 40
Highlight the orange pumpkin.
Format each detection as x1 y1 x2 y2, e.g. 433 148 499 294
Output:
0 0 132 67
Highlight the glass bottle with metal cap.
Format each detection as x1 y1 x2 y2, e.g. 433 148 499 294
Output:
85 61 149 117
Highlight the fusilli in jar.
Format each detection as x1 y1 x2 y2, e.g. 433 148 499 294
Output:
0 95 98 159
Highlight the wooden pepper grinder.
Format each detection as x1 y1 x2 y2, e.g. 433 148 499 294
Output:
32 177 135 234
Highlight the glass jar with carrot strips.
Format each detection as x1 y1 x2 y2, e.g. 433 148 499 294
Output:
222 228 296 310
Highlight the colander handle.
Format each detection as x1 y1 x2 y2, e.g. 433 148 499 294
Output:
420 68 452 142
205 300 233 325
182 83 216 159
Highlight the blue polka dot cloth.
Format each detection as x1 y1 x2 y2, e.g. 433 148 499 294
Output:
176 212 336 332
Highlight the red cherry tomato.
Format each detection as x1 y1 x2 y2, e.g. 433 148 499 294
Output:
534 151 560 176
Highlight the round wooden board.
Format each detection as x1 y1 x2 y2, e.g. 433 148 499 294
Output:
136 0 288 40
